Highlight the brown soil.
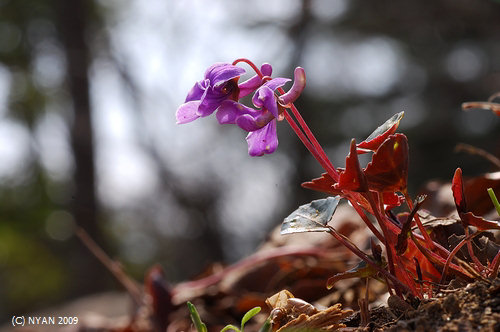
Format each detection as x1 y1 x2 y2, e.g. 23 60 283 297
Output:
342 278 500 332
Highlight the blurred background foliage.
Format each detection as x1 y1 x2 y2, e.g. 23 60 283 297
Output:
0 0 499 322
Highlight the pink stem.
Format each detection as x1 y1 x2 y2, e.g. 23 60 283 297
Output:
439 231 483 284
232 58 263 78
489 249 500 278
366 191 400 296
348 196 385 243
327 226 411 294
282 93 339 181
404 191 435 249
283 112 324 163
464 227 486 273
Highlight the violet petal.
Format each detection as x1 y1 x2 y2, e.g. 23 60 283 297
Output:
185 79 209 102
216 100 259 124
206 63 245 87
278 67 306 106
238 75 262 98
236 114 262 132
252 85 280 118
246 120 278 156
263 77 290 91
176 100 201 124
260 63 273 76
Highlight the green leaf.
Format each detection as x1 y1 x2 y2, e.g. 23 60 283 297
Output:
281 196 341 235
241 307 261 331
220 325 240 332
187 302 207 332
488 188 500 217
258 315 272 332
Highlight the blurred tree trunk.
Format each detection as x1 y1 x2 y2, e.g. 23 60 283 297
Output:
56 0 107 294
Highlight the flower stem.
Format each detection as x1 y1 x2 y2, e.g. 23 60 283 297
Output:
233 58 264 78
279 89 339 182
404 190 435 249
365 191 401 296
348 196 385 243
327 225 411 294
439 230 483 284
233 59 339 182
464 227 486 273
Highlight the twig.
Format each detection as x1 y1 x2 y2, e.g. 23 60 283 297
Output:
75 227 143 305
455 143 500 169
461 101 500 113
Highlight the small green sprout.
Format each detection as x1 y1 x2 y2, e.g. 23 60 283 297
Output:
187 302 262 332
187 301 207 332
487 188 500 217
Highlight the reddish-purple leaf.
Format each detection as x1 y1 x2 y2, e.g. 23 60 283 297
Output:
452 168 467 214
382 192 405 209
334 139 368 192
396 195 426 255
357 112 404 152
364 134 409 192
301 173 341 195
463 171 500 216
452 168 500 230
459 212 500 231
145 265 174 331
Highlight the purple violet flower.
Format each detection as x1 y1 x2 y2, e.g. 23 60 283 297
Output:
176 63 245 124
176 59 307 157
238 63 273 98
216 77 290 156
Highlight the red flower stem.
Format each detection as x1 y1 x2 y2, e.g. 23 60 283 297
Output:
283 111 339 181
411 233 478 281
395 255 421 297
366 191 401 296
326 225 411 294
404 191 435 249
489 249 500 278
233 59 339 181
285 100 339 181
439 231 483 284
348 196 385 243
464 227 486 273
232 58 263 78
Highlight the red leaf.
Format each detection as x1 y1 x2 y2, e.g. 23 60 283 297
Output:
382 192 405 209
459 212 500 231
364 134 409 192
335 139 368 192
357 112 404 152
301 173 341 195
451 168 500 230
396 195 426 255
401 242 442 281
452 168 467 214
145 265 174 331
463 171 500 216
